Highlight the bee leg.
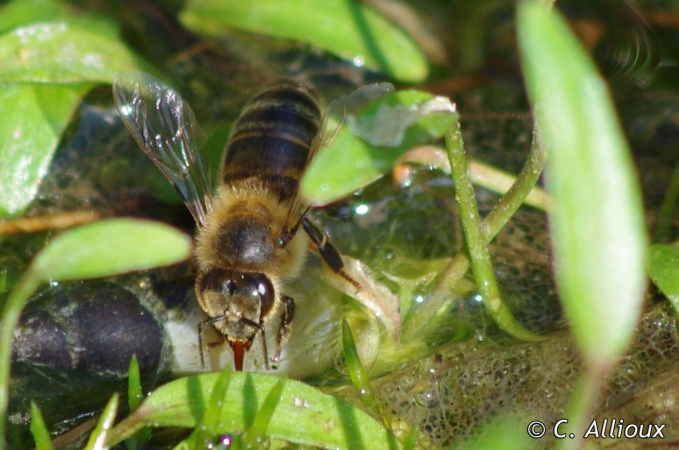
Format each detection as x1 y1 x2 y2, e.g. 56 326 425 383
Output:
301 217 361 292
198 315 226 368
273 296 295 362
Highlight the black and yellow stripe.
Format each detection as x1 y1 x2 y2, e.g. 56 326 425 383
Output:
223 81 321 200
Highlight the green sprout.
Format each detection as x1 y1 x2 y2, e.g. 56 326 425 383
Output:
29 402 53 450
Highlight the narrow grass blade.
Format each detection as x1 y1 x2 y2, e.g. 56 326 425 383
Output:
342 320 380 417
125 355 151 450
128 356 143 413
181 366 232 449
30 402 55 450
84 393 119 450
402 423 419 450
242 377 286 445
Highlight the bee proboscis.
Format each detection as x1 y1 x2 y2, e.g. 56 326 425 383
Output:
113 73 359 371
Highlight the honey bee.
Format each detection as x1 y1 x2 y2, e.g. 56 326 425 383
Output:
113 73 358 371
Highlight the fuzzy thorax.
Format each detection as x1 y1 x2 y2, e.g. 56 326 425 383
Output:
194 182 309 283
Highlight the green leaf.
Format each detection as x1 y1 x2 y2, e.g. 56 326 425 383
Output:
0 9 156 216
0 0 119 37
648 244 679 312
301 88 457 205
0 21 151 84
107 372 401 450
517 3 647 366
30 402 55 450
179 0 428 83
0 82 91 217
30 218 192 282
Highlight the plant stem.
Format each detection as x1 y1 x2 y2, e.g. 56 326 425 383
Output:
0 269 41 450
403 131 547 342
469 160 550 211
447 119 541 340
446 116 500 300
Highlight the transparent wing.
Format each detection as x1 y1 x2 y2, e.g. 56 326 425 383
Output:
113 71 214 226
322 82 395 147
285 82 396 229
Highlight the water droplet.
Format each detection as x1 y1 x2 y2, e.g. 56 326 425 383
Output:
353 55 365 67
355 204 369 215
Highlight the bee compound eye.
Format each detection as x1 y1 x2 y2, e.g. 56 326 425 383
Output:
242 273 275 316
198 268 237 296
199 270 275 316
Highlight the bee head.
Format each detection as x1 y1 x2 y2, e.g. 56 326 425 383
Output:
196 268 276 370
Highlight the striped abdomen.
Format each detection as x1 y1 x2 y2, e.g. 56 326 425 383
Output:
223 81 322 201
